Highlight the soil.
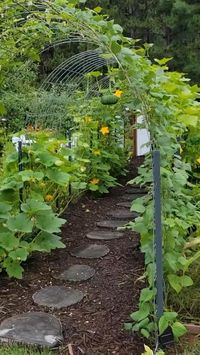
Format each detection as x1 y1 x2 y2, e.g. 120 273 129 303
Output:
0 159 146 355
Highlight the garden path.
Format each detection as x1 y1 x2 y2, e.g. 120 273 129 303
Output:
0 160 146 354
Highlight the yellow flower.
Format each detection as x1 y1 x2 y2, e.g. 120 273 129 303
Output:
90 178 100 185
197 157 200 164
114 89 123 98
93 149 101 156
100 126 110 135
45 194 54 202
84 116 92 123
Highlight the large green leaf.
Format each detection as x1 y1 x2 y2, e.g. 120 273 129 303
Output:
35 152 57 167
111 40 121 54
9 247 29 261
71 181 87 190
35 211 66 233
0 232 19 251
173 172 187 186
7 213 33 233
167 274 182 293
21 199 51 215
181 275 193 287
167 274 193 293
131 198 146 213
46 168 70 186
159 316 169 335
0 180 23 192
130 303 150 322
0 202 12 219
172 322 186 338
3 260 24 279
31 231 65 252
19 171 44 182
140 288 154 303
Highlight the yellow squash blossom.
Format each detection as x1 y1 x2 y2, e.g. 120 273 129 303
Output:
90 178 100 185
197 157 200 164
45 194 54 202
100 126 110 135
114 89 123 98
93 149 101 156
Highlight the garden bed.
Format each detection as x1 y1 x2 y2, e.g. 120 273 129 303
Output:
0 160 145 355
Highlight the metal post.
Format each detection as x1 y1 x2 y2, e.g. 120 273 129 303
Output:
152 150 163 320
18 140 23 209
67 129 72 195
153 150 174 348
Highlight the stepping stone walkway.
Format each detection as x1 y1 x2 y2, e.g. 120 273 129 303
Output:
33 286 85 309
0 178 147 349
0 312 63 347
107 209 138 220
96 220 127 229
125 187 147 194
86 230 124 240
121 194 143 201
117 201 132 208
71 244 110 259
58 264 95 282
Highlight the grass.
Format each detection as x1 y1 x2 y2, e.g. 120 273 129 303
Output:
168 261 200 320
0 345 53 355
182 343 200 354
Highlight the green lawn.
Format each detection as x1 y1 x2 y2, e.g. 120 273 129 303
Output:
183 344 200 355
0 345 53 355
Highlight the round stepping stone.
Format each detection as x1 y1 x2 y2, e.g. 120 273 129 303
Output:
33 286 85 309
107 210 138 220
71 244 109 259
58 265 95 282
86 230 124 240
121 194 142 201
117 202 131 208
0 312 63 347
96 220 127 229
125 188 147 194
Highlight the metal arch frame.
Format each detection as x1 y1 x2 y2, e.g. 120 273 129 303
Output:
40 49 107 90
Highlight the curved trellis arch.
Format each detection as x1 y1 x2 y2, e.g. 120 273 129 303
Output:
27 35 118 129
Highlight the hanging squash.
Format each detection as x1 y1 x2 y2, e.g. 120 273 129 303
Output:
101 95 119 105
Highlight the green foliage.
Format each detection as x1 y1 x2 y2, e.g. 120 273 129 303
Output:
0 0 199 344
86 0 200 83
0 345 52 355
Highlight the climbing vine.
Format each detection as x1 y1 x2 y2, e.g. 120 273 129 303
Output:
0 0 200 342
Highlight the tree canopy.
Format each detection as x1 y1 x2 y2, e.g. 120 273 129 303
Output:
86 0 200 83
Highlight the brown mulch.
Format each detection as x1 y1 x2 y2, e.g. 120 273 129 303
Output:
0 159 145 355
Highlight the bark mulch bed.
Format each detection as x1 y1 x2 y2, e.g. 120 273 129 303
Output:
0 159 145 355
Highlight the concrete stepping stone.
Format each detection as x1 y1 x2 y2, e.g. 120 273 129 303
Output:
125 188 147 194
86 230 124 240
0 312 63 347
33 286 85 309
58 264 95 282
117 201 131 208
107 210 138 220
121 194 142 201
71 244 110 259
96 220 127 229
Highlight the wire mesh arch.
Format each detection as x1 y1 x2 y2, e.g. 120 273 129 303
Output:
27 35 117 130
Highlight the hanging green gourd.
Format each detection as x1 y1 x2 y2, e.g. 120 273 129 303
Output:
101 94 119 105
